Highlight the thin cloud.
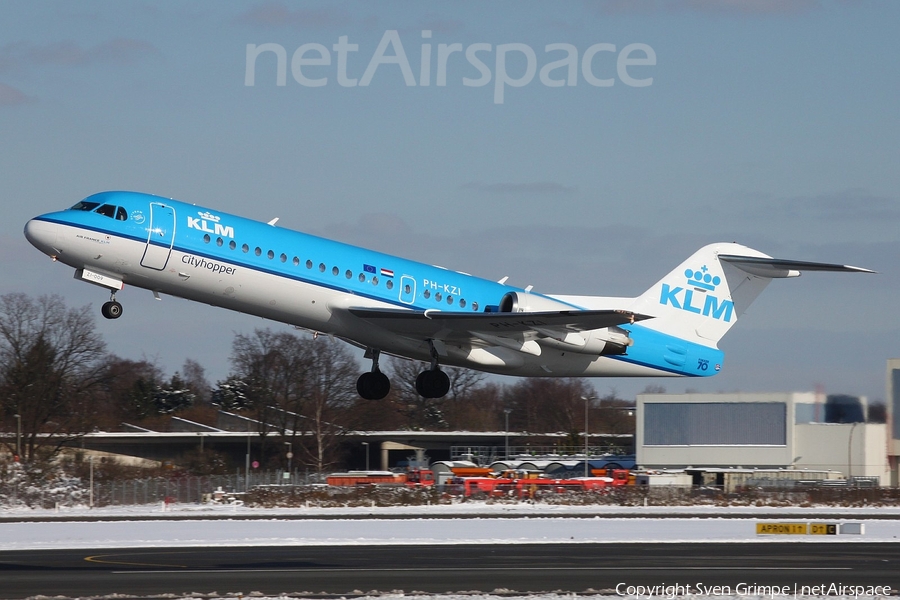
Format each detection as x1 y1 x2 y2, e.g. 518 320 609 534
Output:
397 18 466 36
0 82 34 107
730 189 900 225
418 18 465 34
461 181 577 195
782 189 900 221
237 2 354 29
0 38 158 73
586 0 820 16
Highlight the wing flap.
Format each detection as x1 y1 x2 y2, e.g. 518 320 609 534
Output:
345 307 651 342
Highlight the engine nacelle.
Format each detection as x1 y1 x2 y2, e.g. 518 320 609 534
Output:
498 291 575 313
499 292 632 356
537 326 632 356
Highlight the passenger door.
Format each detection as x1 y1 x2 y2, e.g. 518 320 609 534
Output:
399 275 416 304
140 202 176 270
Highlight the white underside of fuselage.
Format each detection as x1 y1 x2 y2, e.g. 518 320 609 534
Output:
50 224 671 379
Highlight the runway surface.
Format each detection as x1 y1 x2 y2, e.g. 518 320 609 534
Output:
0 543 897 598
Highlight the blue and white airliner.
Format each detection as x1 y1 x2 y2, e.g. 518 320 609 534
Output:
24 191 873 400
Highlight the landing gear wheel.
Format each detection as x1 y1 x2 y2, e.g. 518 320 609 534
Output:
357 371 391 400
101 301 123 320
415 369 450 399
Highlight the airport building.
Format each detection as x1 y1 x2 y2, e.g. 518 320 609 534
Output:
635 391 889 485
885 358 900 486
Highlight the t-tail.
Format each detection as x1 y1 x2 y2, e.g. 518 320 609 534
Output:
631 242 874 347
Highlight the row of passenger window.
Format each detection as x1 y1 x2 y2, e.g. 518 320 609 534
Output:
201 233 479 310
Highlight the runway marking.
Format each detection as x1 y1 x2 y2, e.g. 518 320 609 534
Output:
114 566 851 574
86 553 187 568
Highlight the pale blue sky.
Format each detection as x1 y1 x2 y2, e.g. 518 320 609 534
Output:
2 1 897 403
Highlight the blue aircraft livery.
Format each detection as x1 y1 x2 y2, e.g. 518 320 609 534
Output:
24 191 872 399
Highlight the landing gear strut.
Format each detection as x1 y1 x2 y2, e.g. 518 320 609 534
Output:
101 291 123 320
357 349 391 400
415 340 450 399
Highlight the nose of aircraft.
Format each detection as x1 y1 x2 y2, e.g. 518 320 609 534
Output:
24 218 59 255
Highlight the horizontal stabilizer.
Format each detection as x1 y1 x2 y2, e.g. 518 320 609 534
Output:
718 254 875 278
346 307 650 341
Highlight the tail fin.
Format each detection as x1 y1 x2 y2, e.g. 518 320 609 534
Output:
631 243 873 347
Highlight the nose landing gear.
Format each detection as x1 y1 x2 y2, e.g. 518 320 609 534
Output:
101 292 123 320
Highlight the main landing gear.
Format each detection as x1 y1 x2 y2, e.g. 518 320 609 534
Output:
415 368 450 399
356 344 451 400
101 291 123 320
357 349 391 400
415 340 450 399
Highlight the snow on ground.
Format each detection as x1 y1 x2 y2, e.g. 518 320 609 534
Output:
7 498 900 519
1 501 899 550
1 504 896 599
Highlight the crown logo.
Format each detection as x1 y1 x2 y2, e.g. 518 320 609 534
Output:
684 265 721 291
197 211 220 222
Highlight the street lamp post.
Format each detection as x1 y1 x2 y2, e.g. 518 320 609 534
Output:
848 422 859 480
284 441 293 484
504 409 512 459
245 433 251 492
584 398 589 477
362 442 369 471
14 413 21 460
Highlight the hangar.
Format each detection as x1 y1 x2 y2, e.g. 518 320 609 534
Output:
635 391 888 485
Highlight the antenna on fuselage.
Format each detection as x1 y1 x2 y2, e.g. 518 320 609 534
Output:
267 217 279 226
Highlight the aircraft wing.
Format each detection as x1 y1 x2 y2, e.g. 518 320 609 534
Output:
345 307 651 342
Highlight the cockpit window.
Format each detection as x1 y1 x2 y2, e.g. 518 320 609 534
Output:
116 206 128 221
95 204 117 218
70 201 100 211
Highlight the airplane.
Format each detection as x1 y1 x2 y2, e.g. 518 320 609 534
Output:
24 191 873 400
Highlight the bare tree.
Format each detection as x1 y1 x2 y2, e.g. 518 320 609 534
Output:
294 337 358 473
228 329 312 461
181 358 211 404
443 381 504 430
387 357 444 430
502 378 595 434
97 357 163 425
385 357 486 430
0 294 107 461
596 389 636 440
226 329 359 472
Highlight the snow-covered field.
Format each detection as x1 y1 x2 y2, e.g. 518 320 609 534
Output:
2 501 899 550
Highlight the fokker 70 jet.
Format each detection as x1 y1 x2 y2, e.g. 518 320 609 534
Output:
25 191 873 399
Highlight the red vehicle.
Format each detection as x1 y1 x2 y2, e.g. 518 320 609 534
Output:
326 471 405 486
326 469 436 487
462 477 515 497
515 477 609 498
404 468 436 486
592 468 633 485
